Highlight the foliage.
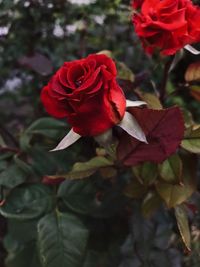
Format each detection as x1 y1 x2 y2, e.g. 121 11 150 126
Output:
0 1 200 267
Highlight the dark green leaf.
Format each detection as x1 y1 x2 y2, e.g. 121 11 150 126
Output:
51 156 114 180
37 211 89 267
133 162 158 185
5 240 41 267
58 180 97 215
0 184 53 219
0 164 27 189
19 118 67 151
124 177 147 199
26 117 66 139
181 126 200 153
156 154 196 208
156 178 195 209
142 192 162 218
158 154 182 183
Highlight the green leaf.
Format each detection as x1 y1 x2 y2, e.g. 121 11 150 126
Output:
49 156 114 180
133 162 158 185
182 109 194 128
158 154 182 183
26 117 67 138
135 89 163 109
29 146 61 175
156 168 195 209
0 160 7 172
116 61 134 82
19 133 32 151
4 219 41 267
58 180 97 215
0 152 14 161
156 182 194 209
156 153 196 208
19 118 67 151
175 205 191 252
181 126 200 153
59 180 127 218
0 184 53 220
5 240 41 267
6 218 38 244
142 192 162 218
124 177 147 199
37 211 89 267
14 155 35 176
0 164 27 189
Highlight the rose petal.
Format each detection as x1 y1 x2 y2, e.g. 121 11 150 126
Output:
41 85 69 118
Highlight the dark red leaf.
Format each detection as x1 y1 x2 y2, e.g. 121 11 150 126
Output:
18 52 53 76
117 107 184 166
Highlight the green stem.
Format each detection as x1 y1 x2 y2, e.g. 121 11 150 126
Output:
160 56 174 103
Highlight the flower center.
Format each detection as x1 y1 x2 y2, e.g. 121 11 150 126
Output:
75 75 84 87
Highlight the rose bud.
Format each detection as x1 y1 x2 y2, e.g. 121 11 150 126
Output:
41 53 147 151
132 0 200 55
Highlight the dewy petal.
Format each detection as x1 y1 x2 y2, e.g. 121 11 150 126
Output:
184 44 200 55
117 111 147 143
126 100 146 108
50 129 81 151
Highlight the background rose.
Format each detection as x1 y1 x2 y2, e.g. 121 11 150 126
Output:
41 54 126 136
132 0 200 55
132 0 144 9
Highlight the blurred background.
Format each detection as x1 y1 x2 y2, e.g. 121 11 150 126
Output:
0 1 200 267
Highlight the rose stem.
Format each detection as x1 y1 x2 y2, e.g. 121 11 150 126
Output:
160 56 174 103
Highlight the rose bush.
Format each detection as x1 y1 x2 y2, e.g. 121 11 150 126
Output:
132 0 200 55
1 1 200 267
41 54 126 136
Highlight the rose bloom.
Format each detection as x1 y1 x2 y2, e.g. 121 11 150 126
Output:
41 54 126 136
132 0 144 9
132 0 200 55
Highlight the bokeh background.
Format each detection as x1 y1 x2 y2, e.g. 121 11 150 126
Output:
0 1 200 267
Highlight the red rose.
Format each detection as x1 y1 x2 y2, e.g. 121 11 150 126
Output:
132 0 200 55
41 54 126 136
132 0 144 9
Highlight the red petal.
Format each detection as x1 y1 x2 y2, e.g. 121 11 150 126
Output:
109 81 126 122
87 54 117 76
41 85 69 118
